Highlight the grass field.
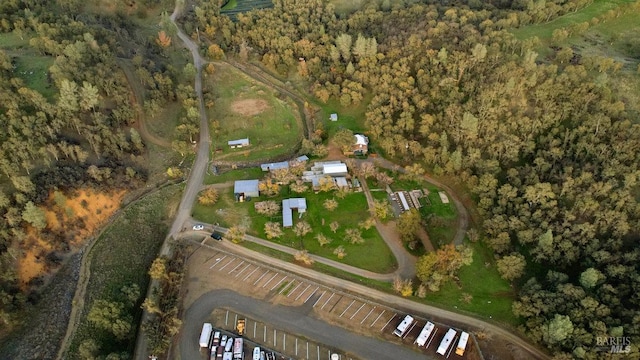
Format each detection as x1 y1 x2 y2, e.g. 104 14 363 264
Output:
511 0 635 40
422 241 518 326
204 167 264 185
194 186 397 273
315 95 371 136
66 185 182 358
208 62 302 162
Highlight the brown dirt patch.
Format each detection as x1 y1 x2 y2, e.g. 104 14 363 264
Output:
17 189 125 288
230 98 270 116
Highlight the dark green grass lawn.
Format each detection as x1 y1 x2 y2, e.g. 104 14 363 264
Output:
194 187 397 273
422 241 518 326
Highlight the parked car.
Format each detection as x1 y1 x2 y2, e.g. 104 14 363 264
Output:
193 224 205 231
211 232 223 241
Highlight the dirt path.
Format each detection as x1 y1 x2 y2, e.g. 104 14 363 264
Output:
117 58 172 148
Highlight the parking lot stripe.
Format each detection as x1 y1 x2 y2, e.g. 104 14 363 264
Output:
295 338 298 356
380 313 396 332
253 271 270 285
253 321 257 338
234 264 251 278
271 276 287 291
203 251 221 264
209 255 226 269
349 303 366 320
218 258 236 271
306 341 309 359
317 345 320 360
264 325 267 342
328 295 344 313
295 284 312 301
312 291 326 307
274 329 277 347
262 273 279 288
426 328 438 349
403 321 417 339
225 310 229 325
370 310 386 328
283 333 286 351
446 335 458 358
320 293 335 310
242 267 259 281
280 280 296 295
361 306 376 324
339 299 356 317
304 287 319 303
228 260 245 274
287 282 303 297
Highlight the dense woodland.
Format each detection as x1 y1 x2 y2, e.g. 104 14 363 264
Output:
0 0 183 354
185 0 640 357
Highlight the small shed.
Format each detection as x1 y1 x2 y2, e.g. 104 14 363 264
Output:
295 155 309 163
234 180 260 200
228 138 250 148
282 198 307 227
260 161 289 172
334 177 349 188
330 113 338 122
322 163 348 177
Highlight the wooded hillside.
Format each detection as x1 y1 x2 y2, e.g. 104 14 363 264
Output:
187 0 640 357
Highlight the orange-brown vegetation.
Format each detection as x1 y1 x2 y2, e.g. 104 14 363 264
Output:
17 189 125 287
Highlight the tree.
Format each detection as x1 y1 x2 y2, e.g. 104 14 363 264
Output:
167 167 184 178
345 228 364 244
359 217 376 230
259 180 280 196
329 221 340 233
333 245 347 259
397 209 421 242
156 31 172 48
148 258 167 280
317 176 335 192
496 253 526 281
333 128 354 153
79 82 100 112
293 221 312 237
290 180 308 193
255 201 280 216
198 188 219 205
315 233 332 247
372 199 391 220
323 198 338 211
78 339 100 360
22 201 47 230
264 222 283 239
224 226 245 243
87 300 132 340
579 268 603 289
294 250 314 265
544 314 574 346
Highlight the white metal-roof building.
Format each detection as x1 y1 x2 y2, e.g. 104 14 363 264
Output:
282 198 307 227
228 138 250 147
234 180 260 198
322 163 348 177
261 161 289 172
330 113 338 121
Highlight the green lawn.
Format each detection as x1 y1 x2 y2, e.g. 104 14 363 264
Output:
315 95 371 136
194 187 397 273
221 0 238 10
13 55 56 100
204 167 264 185
208 62 303 162
511 0 635 41
421 241 518 326
66 185 182 358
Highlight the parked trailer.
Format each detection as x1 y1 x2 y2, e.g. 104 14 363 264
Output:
456 331 469 356
437 328 457 356
199 323 213 348
414 321 436 347
393 315 415 337
223 352 233 360
253 347 261 360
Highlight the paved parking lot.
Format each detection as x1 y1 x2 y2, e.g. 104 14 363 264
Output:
198 246 480 359
208 309 355 360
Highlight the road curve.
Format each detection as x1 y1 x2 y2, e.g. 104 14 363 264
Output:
181 289 433 360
